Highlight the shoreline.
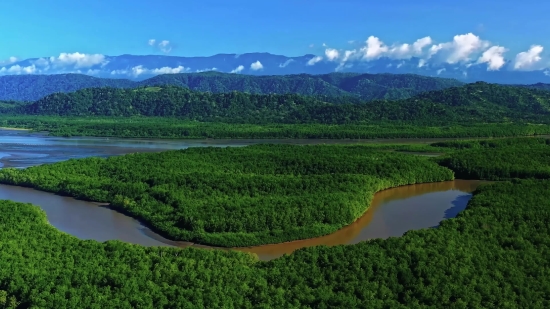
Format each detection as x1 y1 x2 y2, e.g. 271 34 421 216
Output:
0 127 31 131
0 178 481 254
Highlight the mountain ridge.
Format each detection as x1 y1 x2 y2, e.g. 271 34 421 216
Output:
0 72 465 102
2 52 549 85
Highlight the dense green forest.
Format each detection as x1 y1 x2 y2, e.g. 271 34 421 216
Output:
0 138 549 307
0 145 454 246
0 72 464 102
434 137 550 179
2 81 550 125
4 116 550 139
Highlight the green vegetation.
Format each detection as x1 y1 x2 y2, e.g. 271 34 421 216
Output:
0 138 549 308
2 82 549 125
0 72 464 102
0 145 454 246
435 137 550 180
3 116 550 139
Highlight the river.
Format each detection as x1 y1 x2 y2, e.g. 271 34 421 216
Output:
0 129 489 260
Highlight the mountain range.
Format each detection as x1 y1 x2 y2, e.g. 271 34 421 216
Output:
2 53 550 85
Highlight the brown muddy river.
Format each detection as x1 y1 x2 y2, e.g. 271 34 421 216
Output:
0 129 490 260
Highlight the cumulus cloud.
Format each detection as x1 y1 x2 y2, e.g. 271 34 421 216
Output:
477 46 507 70
148 39 156 46
513 45 544 70
230 65 244 73
321 32 535 71
427 33 490 64
0 64 37 75
250 60 263 71
49 52 107 68
361 36 389 60
325 48 339 61
307 56 323 65
545 70 550 76
279 59 294 68
324 35 433 65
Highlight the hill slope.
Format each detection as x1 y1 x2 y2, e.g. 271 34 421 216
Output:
0 72 464 102
11 82 550 124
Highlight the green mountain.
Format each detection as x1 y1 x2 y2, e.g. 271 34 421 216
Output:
0 72 464 102
11 82 550 124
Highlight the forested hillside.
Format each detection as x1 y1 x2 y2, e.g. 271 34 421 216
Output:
0 74 135 101
143 72 465 101
9 82 550 124
0 72 464 101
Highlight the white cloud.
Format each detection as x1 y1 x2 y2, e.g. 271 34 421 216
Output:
335 36 432 62
195 67 218 72
544 70 550 76
477 46 507 70
328 33 497 68
428 33 490 64
0 56 18 65
361 36 389 60
148 39 156 46
250 60 263 71
324 48 339 61
230 65 244 73
436 68 446 75
307 56 323 65
513 45 544 70
388 37 433 59
49 52 107 68
0 64 37 75
279 59 294 68
111 65 188 77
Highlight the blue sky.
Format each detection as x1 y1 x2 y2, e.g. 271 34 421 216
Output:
1 0 549 61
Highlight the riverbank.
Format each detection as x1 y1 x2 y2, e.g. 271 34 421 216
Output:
0 179 484 261
0 144 455 247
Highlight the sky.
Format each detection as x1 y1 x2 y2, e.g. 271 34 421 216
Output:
1 0 549 73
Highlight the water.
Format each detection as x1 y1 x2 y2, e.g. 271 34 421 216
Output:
0 129 488 260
